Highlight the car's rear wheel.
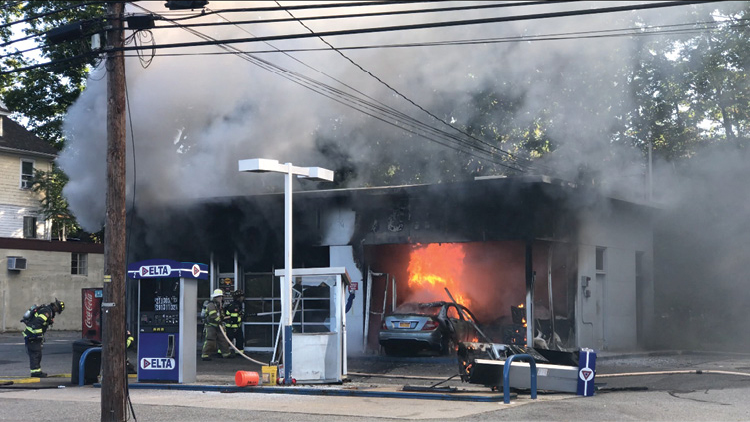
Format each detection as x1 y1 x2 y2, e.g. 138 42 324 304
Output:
441 337 456 356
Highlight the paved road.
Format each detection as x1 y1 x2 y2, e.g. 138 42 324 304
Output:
2 331 750 421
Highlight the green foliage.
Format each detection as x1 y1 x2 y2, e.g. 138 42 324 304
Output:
676 5 750 146
434 3 750 181
619 3 750 161
30 165 79 240
0 1 106 148
0 2 105 240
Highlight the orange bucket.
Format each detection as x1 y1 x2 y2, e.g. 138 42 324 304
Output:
235 371 259 387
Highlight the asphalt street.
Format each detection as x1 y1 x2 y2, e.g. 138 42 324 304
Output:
2 331 750 421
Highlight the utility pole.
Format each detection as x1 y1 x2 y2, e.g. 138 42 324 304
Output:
101 2 127 421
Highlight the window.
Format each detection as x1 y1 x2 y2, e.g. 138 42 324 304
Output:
20 160 34 189
72 253 88 275
23 216 37 239
595 247 606 272
446 305 460 320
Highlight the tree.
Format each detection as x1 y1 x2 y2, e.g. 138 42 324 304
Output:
30 165 79 241
626 2 750 161
0 1 106 148
678 5 750 147
1 2 105 242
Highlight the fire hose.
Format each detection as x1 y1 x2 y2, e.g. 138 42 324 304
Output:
219 324 269 366
597 369 750 378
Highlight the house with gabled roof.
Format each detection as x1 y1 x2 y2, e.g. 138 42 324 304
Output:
0 105 57 239
0 104 104 332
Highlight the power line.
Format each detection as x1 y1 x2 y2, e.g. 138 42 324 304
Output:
2 0 717 71
104 1 724 55
0 0 725 170
114 19 747 57
159 0 440 22
0 0 725 171
132 3 529 172
0 15 105 49
0 0 573 57
0 1 548 52
0 30 42 48
276 1 532 169
0 19 105 61
147 1 575 30
0 1 103 30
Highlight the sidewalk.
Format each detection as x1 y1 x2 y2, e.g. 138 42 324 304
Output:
0 330 549 406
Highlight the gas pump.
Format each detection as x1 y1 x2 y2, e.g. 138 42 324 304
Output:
127 259 207 383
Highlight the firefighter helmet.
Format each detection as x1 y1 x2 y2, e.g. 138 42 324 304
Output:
232 289 244 299
53 299 65 313
211 289 223 299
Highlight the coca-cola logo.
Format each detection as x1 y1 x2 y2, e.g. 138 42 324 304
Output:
84 291 94 329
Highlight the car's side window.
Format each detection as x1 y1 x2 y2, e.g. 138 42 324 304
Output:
446 305 460 319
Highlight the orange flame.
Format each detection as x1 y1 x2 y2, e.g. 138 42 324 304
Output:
407 243 471 307
519 303 527 327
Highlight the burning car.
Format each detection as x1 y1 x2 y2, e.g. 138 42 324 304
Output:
378 301 481 356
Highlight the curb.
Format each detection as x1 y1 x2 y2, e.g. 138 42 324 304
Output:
125 382 511 402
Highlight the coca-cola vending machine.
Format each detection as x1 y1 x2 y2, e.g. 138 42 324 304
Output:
82 288 103 341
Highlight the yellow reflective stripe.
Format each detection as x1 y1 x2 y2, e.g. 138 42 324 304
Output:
38 314 48 321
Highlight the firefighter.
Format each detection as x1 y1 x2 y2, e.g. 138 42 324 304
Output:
201 289 232 361
23 299 64 377
224 289 245 355
126 330 136 374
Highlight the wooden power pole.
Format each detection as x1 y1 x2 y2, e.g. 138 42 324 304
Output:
101 2 127 421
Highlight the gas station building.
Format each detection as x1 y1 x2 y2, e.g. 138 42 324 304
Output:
125 175 655 359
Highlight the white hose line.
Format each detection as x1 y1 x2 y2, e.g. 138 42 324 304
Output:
219 325 269 366
598 369 750 378
271 293 303 363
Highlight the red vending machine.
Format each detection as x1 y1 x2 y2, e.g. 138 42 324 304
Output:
82 288 103 341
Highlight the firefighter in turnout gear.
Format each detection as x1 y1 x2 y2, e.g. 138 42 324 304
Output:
201 289 232 361
23 299 64 377
126 330 136 374
224 289 245 356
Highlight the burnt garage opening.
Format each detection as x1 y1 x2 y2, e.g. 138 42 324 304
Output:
363 240 578 353
126 175 654 354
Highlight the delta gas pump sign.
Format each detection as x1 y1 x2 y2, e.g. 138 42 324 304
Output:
129 259 207 384
141 357 176 370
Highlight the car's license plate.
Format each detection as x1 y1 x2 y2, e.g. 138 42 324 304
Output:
398 322 410 328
